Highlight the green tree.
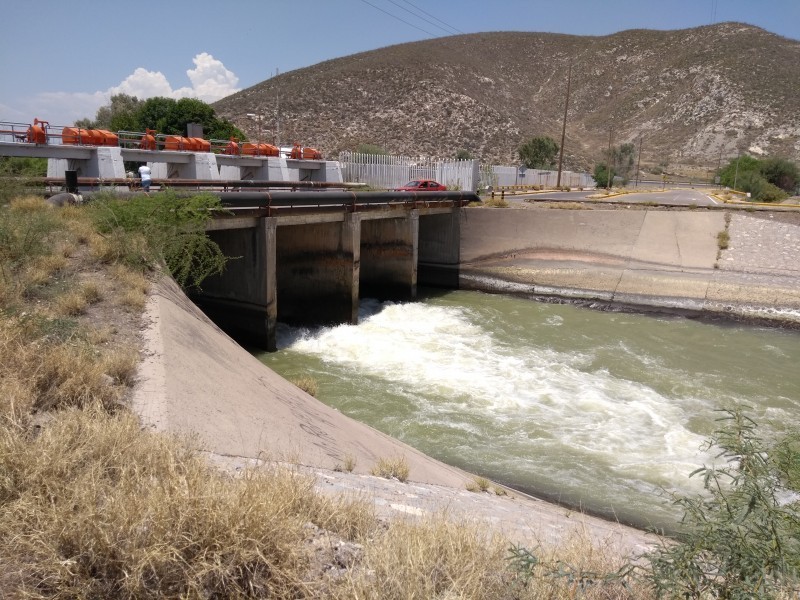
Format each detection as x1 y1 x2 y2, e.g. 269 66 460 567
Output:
78 95 245 141
759 157 799 194
719 155 790 202
455 149 472 160
719 155 760 189
132 97 175 133
612 142 636 184
165 98 215 135
518 136 559 169
592 162 616 189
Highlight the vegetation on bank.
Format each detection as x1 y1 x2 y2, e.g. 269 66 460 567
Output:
718 155 799 202
1 189 798 598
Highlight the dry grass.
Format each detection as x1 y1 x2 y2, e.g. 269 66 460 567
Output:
0 192 659 598
370 455 410 482
483 196 510 208
0 407 377 598
290 375 319 397
466 475 492 492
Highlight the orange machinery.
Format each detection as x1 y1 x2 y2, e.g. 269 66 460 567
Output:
26 118 49 144
62 127 119 147
242 142 280 157
289 143 322 160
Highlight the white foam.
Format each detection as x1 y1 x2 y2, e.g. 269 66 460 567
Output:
284 299 714 502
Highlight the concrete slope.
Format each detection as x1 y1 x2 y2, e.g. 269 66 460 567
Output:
132 276 471 488
131 275 661 554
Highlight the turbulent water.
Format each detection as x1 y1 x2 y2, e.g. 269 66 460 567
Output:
257 289 800 530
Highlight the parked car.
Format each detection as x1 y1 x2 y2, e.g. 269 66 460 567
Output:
395 179 447 191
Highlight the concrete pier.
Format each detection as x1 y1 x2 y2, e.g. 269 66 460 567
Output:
359 211 418 300
192 207 459 350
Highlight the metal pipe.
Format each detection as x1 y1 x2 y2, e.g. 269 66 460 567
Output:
81 189 478 209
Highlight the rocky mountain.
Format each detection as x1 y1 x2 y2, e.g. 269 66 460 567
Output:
213 22 800 172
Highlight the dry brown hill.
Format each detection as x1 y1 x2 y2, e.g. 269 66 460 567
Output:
213 22 800 172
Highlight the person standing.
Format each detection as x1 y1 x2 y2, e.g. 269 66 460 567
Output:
138 164 152 193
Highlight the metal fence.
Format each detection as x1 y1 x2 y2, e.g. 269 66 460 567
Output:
339 152 479 191
489 166 595 189
339 152 593 191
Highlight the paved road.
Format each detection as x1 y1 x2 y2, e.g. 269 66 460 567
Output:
512 188 719 207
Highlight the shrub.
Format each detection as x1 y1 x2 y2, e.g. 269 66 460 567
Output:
717 230 730 250
638 408 800 599
88 190 228 289
592 163 616 189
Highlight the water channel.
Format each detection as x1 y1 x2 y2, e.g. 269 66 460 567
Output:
256 289 800 531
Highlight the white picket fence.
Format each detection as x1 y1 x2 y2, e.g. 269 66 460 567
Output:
339 152 593 191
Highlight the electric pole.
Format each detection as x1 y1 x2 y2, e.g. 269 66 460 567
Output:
635 135 643 188
606 128 614 190
556 63 572 188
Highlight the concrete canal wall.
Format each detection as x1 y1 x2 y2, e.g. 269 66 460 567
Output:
459 207 800 324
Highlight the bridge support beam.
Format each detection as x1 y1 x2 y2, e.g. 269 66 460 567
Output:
418 208 461 287
276 215 360 327
360 211 418 300
47 147 126 179
191 206 462 351
150 152 219 180
190 217 277 351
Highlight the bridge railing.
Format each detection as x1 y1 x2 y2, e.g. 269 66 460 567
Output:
0 120 67 146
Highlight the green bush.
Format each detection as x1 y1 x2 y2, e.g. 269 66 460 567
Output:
89 190 228 289
592 163 616 189
640 408 800 599
508 409 800 598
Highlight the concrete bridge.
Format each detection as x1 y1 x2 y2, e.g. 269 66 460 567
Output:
191 193 471 351
0 139 343 184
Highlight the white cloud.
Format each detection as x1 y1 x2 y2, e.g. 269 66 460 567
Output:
109 68 175 99
186 52 240 102
16 53 241 126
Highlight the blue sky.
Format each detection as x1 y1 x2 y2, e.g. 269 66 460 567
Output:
1 0 797 127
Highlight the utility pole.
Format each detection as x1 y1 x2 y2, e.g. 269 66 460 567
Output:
635 135 643 188
606 128 614 189
733 151 741 190
556 63 572 188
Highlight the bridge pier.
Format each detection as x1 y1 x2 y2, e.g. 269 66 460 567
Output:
276 215 361 328
192 205 463 351
47 146 126 179
360 211 418 300
418 209 462 287
191 217 278 350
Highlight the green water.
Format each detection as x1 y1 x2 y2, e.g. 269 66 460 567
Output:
256 289 800 529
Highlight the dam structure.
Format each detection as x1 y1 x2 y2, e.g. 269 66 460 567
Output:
192 192 469 351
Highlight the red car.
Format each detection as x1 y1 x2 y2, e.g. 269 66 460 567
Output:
395 179 447 192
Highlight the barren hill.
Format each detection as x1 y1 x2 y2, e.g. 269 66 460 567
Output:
213 22 800 172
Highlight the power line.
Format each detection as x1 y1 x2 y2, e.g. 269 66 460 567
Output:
356 0 438 37
391 0 464 35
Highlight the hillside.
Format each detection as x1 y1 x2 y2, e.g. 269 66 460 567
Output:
213 22 800 172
